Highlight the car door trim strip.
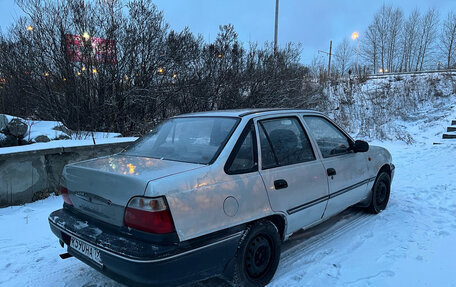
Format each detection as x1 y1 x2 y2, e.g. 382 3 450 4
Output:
287 195 328 214
287 176 376 215
329 177 376 199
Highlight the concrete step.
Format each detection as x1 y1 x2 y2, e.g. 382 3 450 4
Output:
447 126 456 132
443 132 456 139
434 140 456 145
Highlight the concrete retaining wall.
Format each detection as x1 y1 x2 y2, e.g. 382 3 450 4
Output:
0 141 134 207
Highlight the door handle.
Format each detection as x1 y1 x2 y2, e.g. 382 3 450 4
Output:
274 179 288 190
327 168 337 176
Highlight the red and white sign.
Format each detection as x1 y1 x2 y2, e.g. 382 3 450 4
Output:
65 34 117 64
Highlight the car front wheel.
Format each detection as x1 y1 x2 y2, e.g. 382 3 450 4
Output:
368 172 391 214
231 220 281 287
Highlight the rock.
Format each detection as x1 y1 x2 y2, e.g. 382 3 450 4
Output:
0 133 18 147
35 135 51 142
52 124 72 137
0 115 9 132
6 118 28 138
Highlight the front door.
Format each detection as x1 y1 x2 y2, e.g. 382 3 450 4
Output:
302 116 370 219
256 116 329 233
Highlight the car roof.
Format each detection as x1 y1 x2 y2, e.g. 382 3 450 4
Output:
173 108 323 118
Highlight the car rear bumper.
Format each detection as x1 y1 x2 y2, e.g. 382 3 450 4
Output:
49 208 243 286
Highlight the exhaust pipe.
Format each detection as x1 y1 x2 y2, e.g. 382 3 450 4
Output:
59 253 73 259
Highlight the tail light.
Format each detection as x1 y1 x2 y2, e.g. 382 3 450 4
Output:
124 196 175 234
60 186 73 206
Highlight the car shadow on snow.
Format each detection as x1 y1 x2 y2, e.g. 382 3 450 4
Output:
185 207 370 287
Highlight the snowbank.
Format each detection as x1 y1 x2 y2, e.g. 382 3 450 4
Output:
26 120 70 142
0 137 137 155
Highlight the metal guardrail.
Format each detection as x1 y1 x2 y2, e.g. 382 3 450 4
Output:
366 69 456 79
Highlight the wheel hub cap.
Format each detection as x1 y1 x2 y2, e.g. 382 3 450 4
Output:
246 235 272 278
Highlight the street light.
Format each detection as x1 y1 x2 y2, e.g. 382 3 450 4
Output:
27 25 33 32
352 32 359 74
274 0 279 55
82 32 90 41
351 32 359 40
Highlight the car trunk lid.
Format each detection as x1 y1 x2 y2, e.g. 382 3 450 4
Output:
63 154 203 226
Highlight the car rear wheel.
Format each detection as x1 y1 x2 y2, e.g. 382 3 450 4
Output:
368 172 391 214
231 220 281 287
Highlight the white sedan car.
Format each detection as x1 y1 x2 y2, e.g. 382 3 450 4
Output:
49 109 394 287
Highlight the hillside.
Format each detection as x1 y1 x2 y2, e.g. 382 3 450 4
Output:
324 72 456 144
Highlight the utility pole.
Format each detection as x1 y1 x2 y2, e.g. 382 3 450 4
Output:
328 40 332 78
274 0 279 55
352 32 359 74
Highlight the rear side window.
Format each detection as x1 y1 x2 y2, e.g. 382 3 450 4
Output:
258 117 315 169
303 116 351 158
225 121 258 174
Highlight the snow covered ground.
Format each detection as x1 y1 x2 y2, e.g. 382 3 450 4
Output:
1 102 455 286
1 140 454 287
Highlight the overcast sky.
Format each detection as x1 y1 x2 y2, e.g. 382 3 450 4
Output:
0 0 454 64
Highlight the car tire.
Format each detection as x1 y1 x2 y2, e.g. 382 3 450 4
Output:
368 172 391 214
231 220 281 287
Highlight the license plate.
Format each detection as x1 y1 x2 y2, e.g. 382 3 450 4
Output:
70 237 103 266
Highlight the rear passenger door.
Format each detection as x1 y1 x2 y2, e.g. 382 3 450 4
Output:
255 116 329 233
302 116 370 219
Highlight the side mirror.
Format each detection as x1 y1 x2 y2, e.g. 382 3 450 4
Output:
353 140 369 153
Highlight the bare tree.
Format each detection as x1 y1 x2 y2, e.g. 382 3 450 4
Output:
415 8 440 71
0 0 309 135
440 11 456 69
334 38 354 76
386 7 403 72
400 9 420 72
361 23 378 74
362 5 400 74
374 5 388 73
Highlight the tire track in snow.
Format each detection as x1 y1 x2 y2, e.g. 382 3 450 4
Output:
273 208 373 280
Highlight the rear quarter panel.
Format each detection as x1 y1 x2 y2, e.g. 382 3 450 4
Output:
145 163 273 241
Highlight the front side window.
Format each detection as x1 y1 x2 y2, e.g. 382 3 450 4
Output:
258 117 315 169
303 116 351 158
124 117 239 164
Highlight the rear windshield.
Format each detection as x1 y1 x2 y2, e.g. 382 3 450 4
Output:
124 117 239 164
